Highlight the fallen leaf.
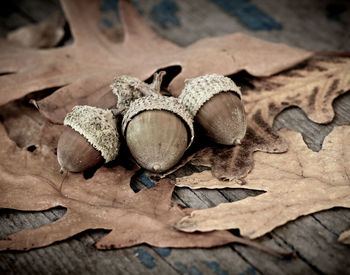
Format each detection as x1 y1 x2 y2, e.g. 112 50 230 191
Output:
176 170 237 189
338 230 350 245
0 123 271 252
0 100 44 148
175 126 350 238
195 58 350 181
6 12 65 48
0 0 311 116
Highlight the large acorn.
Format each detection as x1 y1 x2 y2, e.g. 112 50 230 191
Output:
57 105 120 173
178 74 246 145
122 94 194 173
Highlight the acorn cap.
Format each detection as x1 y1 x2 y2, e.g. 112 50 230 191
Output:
110 75 144 111
122 94 194 148
178 74 242 116
64 105 119 162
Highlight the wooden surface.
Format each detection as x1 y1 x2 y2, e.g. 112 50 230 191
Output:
1 0 350 274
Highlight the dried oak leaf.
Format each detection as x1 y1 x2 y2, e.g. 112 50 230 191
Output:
0 123 265 252
192 58 350 182
338 230 350 245
0 100 45 148
0 0 311 119
6 12 65 49
175 126 350 238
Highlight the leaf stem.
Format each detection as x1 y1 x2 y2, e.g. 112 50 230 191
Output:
149 71 166 93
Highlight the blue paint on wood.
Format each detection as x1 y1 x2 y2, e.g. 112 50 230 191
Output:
100 0 118 12
175 262 188 273
131 0 145 16
135 248 156 269
101 18 113 28
140 172 155 189
51 216 60 222
238 266 257 275
175 262 202 275
273 256 292 264
210 0 282 31
155 247 171 257
150 0 180 29
204 261 228 275
189 265 202 275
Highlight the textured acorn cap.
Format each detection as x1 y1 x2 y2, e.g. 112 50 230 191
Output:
64 105 119 162
122 94 194 148
110 75 144 111
178 74 242 116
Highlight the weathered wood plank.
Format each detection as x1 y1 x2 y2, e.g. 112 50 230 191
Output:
134 0 350 51
0 209 180 275
272 215 350 275
312 208 350 237
231 235 318 275
155 246 255 275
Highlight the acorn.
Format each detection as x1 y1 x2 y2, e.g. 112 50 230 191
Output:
178 74 246 145
122 94 194 173
57 105 120 173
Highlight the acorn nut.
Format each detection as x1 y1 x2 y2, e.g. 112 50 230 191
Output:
57 105 120 173
122 94 194 173
178 74 246 145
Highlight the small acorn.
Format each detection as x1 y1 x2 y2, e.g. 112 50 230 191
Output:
57 105 120 173
122 94 194 173
178 74 246 145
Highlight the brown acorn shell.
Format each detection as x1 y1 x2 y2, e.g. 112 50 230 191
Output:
179 74 246 145
126 110 188 172
122 95 194 172
57 126 104 172
57 105 120 173
196 92 246 145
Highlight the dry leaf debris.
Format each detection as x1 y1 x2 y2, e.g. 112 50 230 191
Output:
176 126 350 238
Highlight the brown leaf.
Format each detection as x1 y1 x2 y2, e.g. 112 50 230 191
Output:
175 126 350 238
0 100 44 148
176 170 238 189
6 12 65 48
0 0 311 114
197 58 350 181
0 98 65 152
0 122 261 251
338 230 350 245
